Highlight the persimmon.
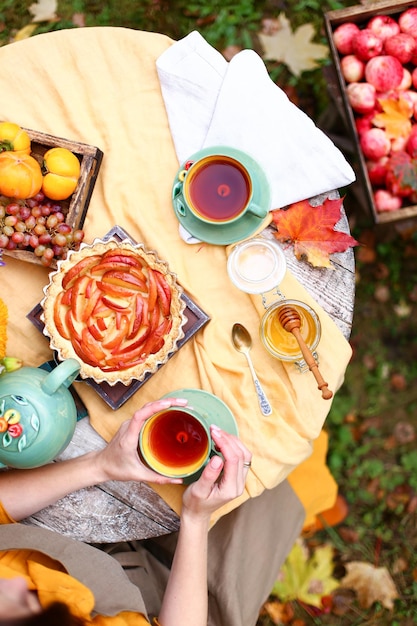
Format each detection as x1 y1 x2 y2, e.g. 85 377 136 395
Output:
0 122 31 155
42 147 81 200
0 152 43 199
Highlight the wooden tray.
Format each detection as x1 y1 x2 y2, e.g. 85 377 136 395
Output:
324 1 417 224
3 126 103 264
27 225 210 410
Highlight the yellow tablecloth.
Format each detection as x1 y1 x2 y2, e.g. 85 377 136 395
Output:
0 27 352 525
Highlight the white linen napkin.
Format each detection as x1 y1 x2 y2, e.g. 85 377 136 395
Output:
156 30 355 211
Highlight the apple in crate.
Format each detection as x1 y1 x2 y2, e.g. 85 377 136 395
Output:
367 156 389 186
333 22 361 54
346 81 376 114
341 54 365 82
360 128 391 160
352 28 383 61
374 189 402 212
364 55 403 92
368 15 400 41
398 8 417 36
384 33 416 64
355 113 374 135
406 127 417 157
399 67 413 91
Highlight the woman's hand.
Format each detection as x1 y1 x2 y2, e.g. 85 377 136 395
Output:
181 425 252 523
0 397 190 520
93 397 189 485
159 427 252 626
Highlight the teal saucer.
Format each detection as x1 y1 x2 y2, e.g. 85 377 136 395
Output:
161 388 239 482
172 146 271 245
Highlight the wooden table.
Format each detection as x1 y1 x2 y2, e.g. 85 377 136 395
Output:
22 193 355 543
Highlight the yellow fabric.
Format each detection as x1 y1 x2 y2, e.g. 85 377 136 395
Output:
0 502 149 625
0 27 352 524
0 298 7 359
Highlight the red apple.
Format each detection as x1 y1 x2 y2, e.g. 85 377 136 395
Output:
384 33 416 64
333 22 361 55
347 81 376 114
368 15 400 41
352 28 383 61
398 67 412 91
374 189 402 212
360 128 391 160
367 156 388 185
399 8 417 36
406 131 417 158
391 136 408 152
355 113 374 135
413 67 417 90
402 89 417 108
364 55 403 92
341 54 365 82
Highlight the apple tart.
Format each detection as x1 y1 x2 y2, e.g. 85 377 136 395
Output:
41 238 186 385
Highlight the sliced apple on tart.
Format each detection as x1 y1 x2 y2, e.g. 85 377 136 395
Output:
41 238 186 385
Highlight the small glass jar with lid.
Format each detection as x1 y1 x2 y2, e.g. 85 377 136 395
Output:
227 236 321 370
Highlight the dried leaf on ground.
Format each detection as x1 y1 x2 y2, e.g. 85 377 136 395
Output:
271 197 359 268
373 98 413 140
258 13 328 77
262 599 294 624
340 561 399 609
393 299 412 318
272 539 340 608
13 24 39 41
29 0 57 22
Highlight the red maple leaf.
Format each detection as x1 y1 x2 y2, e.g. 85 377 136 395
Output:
385 151 417 197
271 197 359 268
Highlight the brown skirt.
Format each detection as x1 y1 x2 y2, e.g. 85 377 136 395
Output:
106 479 305 626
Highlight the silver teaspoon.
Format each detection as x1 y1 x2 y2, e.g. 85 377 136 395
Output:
232 323 272 416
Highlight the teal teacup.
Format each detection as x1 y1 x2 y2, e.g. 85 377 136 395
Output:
173 153 268 225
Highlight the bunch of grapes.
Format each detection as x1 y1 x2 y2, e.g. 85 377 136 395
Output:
0 192 84 267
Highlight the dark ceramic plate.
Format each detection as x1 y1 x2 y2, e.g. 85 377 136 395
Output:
27 225 210 410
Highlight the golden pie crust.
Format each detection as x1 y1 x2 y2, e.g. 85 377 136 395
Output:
41 238 186 385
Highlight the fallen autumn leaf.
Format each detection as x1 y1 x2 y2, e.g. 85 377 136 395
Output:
340 561 399 610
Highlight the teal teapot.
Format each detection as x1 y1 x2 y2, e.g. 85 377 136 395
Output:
0 358 81 469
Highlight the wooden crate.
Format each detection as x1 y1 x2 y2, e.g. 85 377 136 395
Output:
2 126 103 265
324 1 417 224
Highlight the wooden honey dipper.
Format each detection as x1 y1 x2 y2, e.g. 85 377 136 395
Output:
277 305 333 400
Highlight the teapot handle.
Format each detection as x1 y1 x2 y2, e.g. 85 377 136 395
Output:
41 358 81 396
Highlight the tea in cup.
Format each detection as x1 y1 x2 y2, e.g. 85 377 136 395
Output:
174 154 268 224
138 406 213 479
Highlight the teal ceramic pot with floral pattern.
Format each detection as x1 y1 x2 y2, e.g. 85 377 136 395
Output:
0 358 80 468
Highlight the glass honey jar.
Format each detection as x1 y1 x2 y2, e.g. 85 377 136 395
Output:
227 236 322 370
260 299 321 369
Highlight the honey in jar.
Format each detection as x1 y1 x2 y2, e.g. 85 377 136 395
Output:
260 299 321 363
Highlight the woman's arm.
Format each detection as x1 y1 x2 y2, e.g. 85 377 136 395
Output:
0 397 188 520
158 426 252 626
